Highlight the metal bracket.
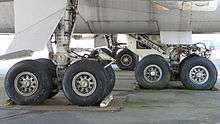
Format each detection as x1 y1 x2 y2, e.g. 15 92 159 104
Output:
100 94 114 108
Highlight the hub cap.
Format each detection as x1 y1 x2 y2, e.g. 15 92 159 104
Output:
14 72 39 96
144 65 162 83
72 72 97 97
121 54 132 66
189 66 209 84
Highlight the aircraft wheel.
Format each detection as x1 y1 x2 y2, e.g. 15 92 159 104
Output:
180 56 217 90
62 60 108 106
116 49 138 71
100 60 116 97
135 55 170 89
4 60 52 105
36 58 59 99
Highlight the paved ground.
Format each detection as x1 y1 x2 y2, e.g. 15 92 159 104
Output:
1 71 220 124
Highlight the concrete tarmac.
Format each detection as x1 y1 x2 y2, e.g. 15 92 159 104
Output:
1 71 220 124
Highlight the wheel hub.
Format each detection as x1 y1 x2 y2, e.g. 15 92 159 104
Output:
14 72 39 97
196 72 202 78
23 80 31 87
144 65 162 83
121 54 132 66
150 71 156 76
80 80 89 88
189 66 209 84
72 72 97 97
123 58 129 62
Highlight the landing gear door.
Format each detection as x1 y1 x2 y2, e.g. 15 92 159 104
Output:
5 0 66 55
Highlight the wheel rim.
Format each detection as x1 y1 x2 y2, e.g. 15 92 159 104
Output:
189 66 209 85
14 72 39 97
144 65 162 83
72 72 97 97
120 54 133 66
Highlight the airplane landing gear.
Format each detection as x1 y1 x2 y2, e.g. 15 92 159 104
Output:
4 0 115 106
133 34 217 90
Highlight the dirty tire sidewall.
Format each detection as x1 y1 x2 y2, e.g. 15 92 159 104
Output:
116 49 137 71
100 60 116 98
135 55 170 89
180 56 217 90
62 60 108 106
36 58 56 77
5 60 52 105
36 58 58 99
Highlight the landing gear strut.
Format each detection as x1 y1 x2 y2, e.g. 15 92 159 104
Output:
4 0 115 106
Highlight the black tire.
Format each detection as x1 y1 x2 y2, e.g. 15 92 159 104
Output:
116 49 138 71
36 58 56 77
4 60 52 105
180 54 199 71
36 58 59 99
135 55 171 89
171 54 199 81
100 60 116 97
180 56 217 90
62 60 108 106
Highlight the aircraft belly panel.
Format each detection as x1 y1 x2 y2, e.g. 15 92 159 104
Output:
192 21 220 33
87 21 158 34
75 1 154 33
2 0 220 34
155 10 192 31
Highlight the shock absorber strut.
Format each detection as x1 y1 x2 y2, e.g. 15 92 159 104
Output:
54 0 79 81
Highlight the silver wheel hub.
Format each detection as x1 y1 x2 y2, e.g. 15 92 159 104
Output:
121 54 132 66
14 72 39 96
150 71 156 76
144 65 162 83
189 66 209 85
72 72 97 97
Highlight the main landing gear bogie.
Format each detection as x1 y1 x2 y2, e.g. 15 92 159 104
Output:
5 59 115 106
135 54 217 90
